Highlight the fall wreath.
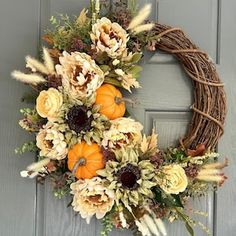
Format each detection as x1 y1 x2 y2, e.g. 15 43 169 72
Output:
12 1 228 236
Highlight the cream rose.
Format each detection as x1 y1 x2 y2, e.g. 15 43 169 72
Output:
56 51 104 99
158 164 188 194
70 177 115 224
36 122 68 160
102 117 143 149
90 17 128 58
36 88 63 120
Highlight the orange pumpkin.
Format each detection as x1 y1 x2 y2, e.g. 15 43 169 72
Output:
95 84 126 120
67 141 104 179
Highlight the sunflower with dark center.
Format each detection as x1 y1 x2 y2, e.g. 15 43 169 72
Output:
97 148 157 207
66 105 93 133
117 163 141 190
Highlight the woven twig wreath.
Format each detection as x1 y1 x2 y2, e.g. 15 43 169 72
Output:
152 24 227 150
11 3 229 235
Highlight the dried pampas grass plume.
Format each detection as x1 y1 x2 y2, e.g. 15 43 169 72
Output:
132 23 155 35
26 47 55 74
26 56 49 74
12 47 55 85
196 158 228 186
76 8 88 25
43 47 55 74
128 4 152 30
11 70 46 85
27 158 50 172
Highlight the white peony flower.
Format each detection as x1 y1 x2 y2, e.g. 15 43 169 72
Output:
36 122 68 160
102 117 143 149
70 177 115 224
90 17 129 58
56 51 104 99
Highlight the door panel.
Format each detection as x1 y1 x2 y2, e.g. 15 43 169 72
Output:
0 0 39 236
145 111 191 148
1 0 235 235
216 1 236 235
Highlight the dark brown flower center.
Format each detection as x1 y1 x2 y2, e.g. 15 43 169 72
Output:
67 105 93 133
117 164 141 190
44 140 53 149
73 66 83 83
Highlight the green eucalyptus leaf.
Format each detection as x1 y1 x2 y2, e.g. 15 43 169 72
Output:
104 77 122 88
100 65 111 73
124 109 131 117
185 222 194 236
175 208 195 236
130 53 143 63
153 188 163 203
127 65 143 77
171 194 184 208
153 188 183 208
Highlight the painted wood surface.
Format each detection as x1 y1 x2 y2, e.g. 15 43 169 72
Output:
0 0 39 235
0 0 235 235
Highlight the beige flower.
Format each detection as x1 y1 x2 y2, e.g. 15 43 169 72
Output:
56 51 104 99
36 122 68 160
70 177 115 223
140 130 158 156
102 117 143 149
158 164 188 194
114 69 141 92
36 88 63 120
121 73 141 92
76 8 88 25
90 17 128 58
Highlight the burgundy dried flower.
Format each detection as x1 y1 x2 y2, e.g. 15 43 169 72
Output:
70 38 86 52
46 74 62 88
184 165 199 178
150 151 164 169
150 202 168 219
113 9 132 29
101 147 116 163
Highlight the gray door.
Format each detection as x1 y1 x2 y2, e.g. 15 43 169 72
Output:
0 0 235 235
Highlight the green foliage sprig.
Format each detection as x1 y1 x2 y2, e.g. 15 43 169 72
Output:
15 141 37 155
101 215 113 236
46 13 92 51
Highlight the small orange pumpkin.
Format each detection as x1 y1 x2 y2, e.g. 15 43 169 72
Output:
67 141 104 179
95 84 126 120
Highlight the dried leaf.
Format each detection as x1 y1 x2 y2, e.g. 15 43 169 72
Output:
187 144 206 157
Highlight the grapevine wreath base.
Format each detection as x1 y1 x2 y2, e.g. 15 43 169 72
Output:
12 1 228 236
